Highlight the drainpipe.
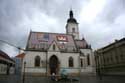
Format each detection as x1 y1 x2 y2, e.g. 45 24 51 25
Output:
46 51 48 77
79 52 81 82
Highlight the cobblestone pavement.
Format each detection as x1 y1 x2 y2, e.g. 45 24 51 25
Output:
0 74 125 83
0 74 21 83
80 75 125 83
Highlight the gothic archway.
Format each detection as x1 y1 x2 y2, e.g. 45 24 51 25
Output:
49 55 59 75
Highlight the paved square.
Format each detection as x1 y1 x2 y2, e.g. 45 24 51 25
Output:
0 74 125 83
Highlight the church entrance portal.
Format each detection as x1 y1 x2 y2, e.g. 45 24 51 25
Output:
49 55 59 75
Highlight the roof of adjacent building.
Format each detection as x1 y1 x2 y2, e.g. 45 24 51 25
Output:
0 50 15 62
26 31 89 52
96 37 125 52
16 53 25 59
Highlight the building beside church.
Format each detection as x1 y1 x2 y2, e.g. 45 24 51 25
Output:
95 38 125 75
0 50 15 75
22 10 95 76
13 53 25 75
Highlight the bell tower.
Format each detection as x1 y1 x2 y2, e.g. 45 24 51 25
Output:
66 10 79 40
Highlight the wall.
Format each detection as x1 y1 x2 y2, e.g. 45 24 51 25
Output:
23 51 80 75
0 63 7 74
23 51 47 74
48 52 80 75
66 23 79 39
80 49 96 73
95 39 125 75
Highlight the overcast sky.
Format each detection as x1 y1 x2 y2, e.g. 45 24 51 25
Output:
0 0 125 57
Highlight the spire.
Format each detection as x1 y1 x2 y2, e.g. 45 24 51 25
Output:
69 9 73 18
67 9 77 23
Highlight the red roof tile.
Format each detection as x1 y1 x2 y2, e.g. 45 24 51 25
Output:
16 53 25 59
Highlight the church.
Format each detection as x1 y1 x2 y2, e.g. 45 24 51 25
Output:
22 10 95 76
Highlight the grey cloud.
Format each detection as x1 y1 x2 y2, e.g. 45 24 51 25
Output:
0 0 125 56
78 0 125 49
0 0 83 56
97 0 125 23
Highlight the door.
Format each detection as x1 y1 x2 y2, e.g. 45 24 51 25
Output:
49 55 58 75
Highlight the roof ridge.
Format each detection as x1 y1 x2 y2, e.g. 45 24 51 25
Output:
31 31 73 36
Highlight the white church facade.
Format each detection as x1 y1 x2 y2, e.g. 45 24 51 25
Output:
22 10 95 76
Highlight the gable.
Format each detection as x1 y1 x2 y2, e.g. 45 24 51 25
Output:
48 41 60 51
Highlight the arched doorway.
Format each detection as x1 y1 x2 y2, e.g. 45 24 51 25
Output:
49 55 59 75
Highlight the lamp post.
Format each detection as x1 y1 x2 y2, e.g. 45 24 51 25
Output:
98 52 102 80
22 61 26 83
79 52 82 83
95 51 102 80
94 53 96 73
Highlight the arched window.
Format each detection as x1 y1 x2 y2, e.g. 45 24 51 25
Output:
69 57 74 67
87 54 90 65
72 28 75 33
35 56 41 67
80 59 83 67
53 44 56 50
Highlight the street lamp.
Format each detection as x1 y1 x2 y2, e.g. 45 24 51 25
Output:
94 52 98 75
22 61 26 83
95 51 102 80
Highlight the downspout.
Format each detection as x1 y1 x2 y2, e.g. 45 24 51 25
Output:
46 51 48 76
79 51 81 82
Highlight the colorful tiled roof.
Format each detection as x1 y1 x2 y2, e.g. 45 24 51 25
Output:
75 39 88 49
26 31 78 52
